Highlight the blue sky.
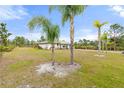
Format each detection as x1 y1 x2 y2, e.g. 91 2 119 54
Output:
0 5 124 42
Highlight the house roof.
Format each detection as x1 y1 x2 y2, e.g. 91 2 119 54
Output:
38 40 69 45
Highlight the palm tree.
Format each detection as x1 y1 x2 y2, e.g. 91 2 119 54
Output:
101 31 108 53
28 16 60 65
49 5 87 65
93 20 108 53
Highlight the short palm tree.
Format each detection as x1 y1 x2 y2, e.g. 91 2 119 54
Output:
49 5 87 65
93 20 108 53
101 31 108 53
28 16 60 65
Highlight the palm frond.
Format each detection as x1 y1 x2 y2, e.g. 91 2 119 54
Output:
101 22 108 26
93 20 101 28
49 6 55 14
49 5 87 26
28 16 51 31
28 16 60 44
46 25 60 43
94 20 108 28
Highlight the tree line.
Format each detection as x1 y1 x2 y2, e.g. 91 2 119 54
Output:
74 22 124 51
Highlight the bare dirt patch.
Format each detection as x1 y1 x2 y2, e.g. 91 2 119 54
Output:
94 54 105 57
36 62 81 78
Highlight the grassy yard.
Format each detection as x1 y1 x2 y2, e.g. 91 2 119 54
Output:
0 47 124 88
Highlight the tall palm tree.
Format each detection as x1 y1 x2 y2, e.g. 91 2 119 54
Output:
28 16 60 65
49 5 87 65
93 20 108 53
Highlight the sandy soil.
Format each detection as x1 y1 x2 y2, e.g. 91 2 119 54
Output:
36 62 81 78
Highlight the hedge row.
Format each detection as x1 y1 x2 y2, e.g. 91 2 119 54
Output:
75 45 97 50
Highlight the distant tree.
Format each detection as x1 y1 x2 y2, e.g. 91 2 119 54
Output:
37 36 46 42
110 24 124 51
0 23 12 63
89 40 97 47
0 23 12 46
40 36 46 42
83 39 90 49
107 37 114 51
25 39 30 46
30 40 36 47
74 39 97 50
78 39 83 46
13 36 26 47
93 20 108 53
28 16 60 65
74 42 78 48
118 35 124 49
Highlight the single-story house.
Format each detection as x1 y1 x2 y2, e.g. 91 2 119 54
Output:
38 40 70 49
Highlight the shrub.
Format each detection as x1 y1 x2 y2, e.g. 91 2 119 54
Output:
0 45 15 52
87 45 97 50
116 47 124 51
75 45 97 50
33 44 43 49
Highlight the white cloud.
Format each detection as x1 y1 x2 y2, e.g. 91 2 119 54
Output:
75 34 97 41
80 34 97 40
9 32 41 41
75 28 92 36
60 36 70 42
75 28 97 41
22 33 41 41
0 6 29 20
59 28 96 43
109 5 124 17
111 5 123 12
60 28 98 43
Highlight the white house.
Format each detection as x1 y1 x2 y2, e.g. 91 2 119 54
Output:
38 40 69 49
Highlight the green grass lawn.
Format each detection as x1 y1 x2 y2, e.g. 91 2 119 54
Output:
0 47 124 88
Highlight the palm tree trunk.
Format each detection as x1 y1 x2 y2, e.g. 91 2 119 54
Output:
105 41 107 53
110 44 112 51
0 48 2 63
0 52 2 63
0 41 3 63
103 42 104 51
98 27 101 54
114 31 116 51
51 44 55 66
103 41 105 52
70 16 74 65
101 41 104 52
